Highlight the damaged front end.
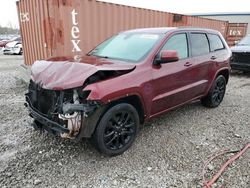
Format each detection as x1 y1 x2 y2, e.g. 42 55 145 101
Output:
25 58 136 139
25 80 101 139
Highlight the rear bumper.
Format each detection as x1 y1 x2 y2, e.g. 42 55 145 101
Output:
230 62 250 71
25 95 70 135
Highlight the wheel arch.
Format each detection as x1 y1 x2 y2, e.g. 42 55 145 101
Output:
204 68 230 97
107 95 146 124
216 68 230 84
78 94 146 139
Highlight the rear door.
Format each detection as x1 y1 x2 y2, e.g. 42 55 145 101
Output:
188 32 212 96
207 33 228 75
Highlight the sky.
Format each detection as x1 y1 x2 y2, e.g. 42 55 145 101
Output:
0 0 18 28
0 0 249 28
99 0 250 14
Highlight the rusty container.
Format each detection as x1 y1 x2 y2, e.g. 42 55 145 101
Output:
226 23 248 46
17 0 228 66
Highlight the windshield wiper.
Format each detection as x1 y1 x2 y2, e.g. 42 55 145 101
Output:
88 54 109 59
97 55 109 59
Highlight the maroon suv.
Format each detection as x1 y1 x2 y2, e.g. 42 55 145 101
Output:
25 27 231 156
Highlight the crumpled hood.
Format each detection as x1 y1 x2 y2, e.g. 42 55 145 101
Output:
31 56 135 90
231 45 250 53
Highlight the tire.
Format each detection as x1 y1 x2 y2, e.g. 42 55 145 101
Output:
19 48 23 55
91 103 139 156
16 48 22 55
201 75 226 108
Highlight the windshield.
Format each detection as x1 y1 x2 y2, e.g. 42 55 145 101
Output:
89 33 163 62
237 35 250 46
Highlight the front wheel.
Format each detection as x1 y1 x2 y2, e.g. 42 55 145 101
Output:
201 75 226 108
91 103 139 156
16 48 22 55
19 48 23 55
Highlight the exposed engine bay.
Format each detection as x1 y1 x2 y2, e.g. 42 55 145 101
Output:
58 90 86 138
25 80 99 139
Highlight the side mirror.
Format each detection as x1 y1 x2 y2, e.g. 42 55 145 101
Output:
154 50 179 65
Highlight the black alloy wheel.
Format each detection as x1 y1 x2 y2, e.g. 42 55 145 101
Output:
212 77 226 105
201 75 226 108
104 110 136 150
92 103 139 156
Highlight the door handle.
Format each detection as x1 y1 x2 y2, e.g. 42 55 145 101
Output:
211 56 217 60
184 62 192 67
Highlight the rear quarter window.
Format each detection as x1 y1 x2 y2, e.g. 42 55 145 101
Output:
207 34 225 52
190 33 210 56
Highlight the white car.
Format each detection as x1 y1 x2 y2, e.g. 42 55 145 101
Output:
3 41 23 55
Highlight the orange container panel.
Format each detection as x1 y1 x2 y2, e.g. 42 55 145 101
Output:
46 0 172 59
226 23 248 46
17 0 229 66
17 0 51 66
186 16 228 37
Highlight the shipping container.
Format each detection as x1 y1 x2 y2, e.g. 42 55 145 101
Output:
226 23 248 46
192 13 250 46
17 0 228 66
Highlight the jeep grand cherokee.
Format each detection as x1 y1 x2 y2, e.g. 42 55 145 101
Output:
25 27 231 156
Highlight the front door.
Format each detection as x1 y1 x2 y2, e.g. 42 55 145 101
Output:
150 33 196 116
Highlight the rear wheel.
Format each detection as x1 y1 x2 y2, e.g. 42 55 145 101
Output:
92 103 139 156
201 75 226 108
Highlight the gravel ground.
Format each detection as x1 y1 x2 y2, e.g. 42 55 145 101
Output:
0 54 249 188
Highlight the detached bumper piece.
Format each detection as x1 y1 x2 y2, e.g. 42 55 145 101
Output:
25 95 70 135
231 52 250 71
230 62 250 72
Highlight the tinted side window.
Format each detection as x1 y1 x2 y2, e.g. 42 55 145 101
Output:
161 33 188 59
208 34 225 52
190 33 210 56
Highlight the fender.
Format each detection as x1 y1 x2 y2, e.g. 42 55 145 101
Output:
205 67 230 95
84 83 149 118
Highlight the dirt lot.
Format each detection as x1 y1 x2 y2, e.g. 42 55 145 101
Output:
0 54 249 188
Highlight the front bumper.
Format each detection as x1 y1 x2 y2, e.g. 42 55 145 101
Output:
25 95 70 135
25 92 105 138
3 47 22 54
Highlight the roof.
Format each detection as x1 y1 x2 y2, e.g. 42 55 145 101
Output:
121 27 220 34
122 27 177 34
191 12 250 17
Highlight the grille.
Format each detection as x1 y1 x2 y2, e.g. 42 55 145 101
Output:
37 88 57 115
232 52 250 64
28 81 73 115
